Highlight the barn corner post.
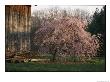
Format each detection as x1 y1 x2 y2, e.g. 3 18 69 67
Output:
5 5 31 58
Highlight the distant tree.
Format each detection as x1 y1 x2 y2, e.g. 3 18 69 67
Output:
30 13 42 52
86 6 106 56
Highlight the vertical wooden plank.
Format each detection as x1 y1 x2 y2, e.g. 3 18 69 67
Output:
28 6 31 52
24 6 26 51
18 8 20 51
5 6 9 51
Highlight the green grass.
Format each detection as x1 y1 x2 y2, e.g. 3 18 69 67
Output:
5 58 105 72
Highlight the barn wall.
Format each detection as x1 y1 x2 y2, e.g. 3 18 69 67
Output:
5 5 31 53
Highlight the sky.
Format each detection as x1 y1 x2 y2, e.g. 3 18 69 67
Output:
32 5 103 15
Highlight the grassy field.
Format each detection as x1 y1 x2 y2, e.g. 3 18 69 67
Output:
5 58 105 72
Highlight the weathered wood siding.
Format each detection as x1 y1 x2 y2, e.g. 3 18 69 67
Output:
5 5 31 52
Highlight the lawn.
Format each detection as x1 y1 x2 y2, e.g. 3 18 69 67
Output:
5 58 105 72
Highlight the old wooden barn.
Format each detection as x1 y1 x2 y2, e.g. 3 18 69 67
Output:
5 5 31 53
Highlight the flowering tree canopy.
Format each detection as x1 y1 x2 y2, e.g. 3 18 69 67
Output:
34 16 99 61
